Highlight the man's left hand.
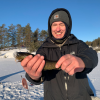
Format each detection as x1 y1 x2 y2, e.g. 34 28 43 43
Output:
55 54 85 76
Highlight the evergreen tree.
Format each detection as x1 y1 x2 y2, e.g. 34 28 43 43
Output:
86 41 92 46
24 23 32 49
39 30 48 45
0 24 7 50
30 28 40 52
5 29 11 48
0 25 4 49
3 28 8 49
99 39 100 47
8 24 16 47
16 24 24 48
92 41 97 47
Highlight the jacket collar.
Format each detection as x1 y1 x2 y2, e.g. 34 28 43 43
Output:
42 34 79 48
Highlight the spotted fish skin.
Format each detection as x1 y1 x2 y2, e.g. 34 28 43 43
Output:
13 52 60 71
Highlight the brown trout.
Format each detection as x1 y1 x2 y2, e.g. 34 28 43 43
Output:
13 52 60 71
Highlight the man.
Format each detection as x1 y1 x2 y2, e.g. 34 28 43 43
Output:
21 8 99 100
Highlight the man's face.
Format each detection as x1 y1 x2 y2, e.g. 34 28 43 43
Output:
51 21 66 39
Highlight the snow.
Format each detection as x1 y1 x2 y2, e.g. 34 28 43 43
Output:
0 48 100 99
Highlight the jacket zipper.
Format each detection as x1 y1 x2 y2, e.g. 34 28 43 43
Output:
50 36 70 99
60 46 69 100
64 72 69 100
60 47 61 50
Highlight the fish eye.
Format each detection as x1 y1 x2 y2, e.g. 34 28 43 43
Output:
16 53 19 56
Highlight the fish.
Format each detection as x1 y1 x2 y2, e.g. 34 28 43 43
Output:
13 52 60 71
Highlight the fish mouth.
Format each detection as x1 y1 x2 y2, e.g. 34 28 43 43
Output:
13 52 18 62
13 52 18 58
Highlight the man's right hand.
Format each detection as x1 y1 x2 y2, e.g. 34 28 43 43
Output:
21 54 45 81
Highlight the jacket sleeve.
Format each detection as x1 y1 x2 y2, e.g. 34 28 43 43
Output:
76 40 98 74
25 46 46 85
25 71 45 85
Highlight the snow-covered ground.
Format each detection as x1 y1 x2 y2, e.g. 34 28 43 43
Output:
0 48 100 100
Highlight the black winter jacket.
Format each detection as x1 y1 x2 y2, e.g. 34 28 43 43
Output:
26 34 98 100
26 8 98 100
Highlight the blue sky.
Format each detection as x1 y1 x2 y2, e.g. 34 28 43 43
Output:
0 0 100 42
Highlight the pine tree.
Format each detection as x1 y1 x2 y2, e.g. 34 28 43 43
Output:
8 24 16 47
6 30 11 48
39 30 48 45
0 24 7 50
30 28 40 52
0 25 4 49
16 24 24 48
24 23 32 50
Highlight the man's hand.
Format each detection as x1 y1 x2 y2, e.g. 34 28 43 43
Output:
21 54 45 80
55 54 85 76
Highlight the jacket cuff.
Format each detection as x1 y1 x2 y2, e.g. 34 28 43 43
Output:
77 56 93 74
25 73 44 85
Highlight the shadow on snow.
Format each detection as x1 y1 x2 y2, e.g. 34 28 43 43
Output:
0 53 6 56
0 70 25 81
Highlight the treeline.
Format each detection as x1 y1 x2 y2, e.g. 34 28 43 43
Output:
86 37 100 47
0 24 100 52
0 24 48 52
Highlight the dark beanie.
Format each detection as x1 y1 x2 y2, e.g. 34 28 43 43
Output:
50 10 69 26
